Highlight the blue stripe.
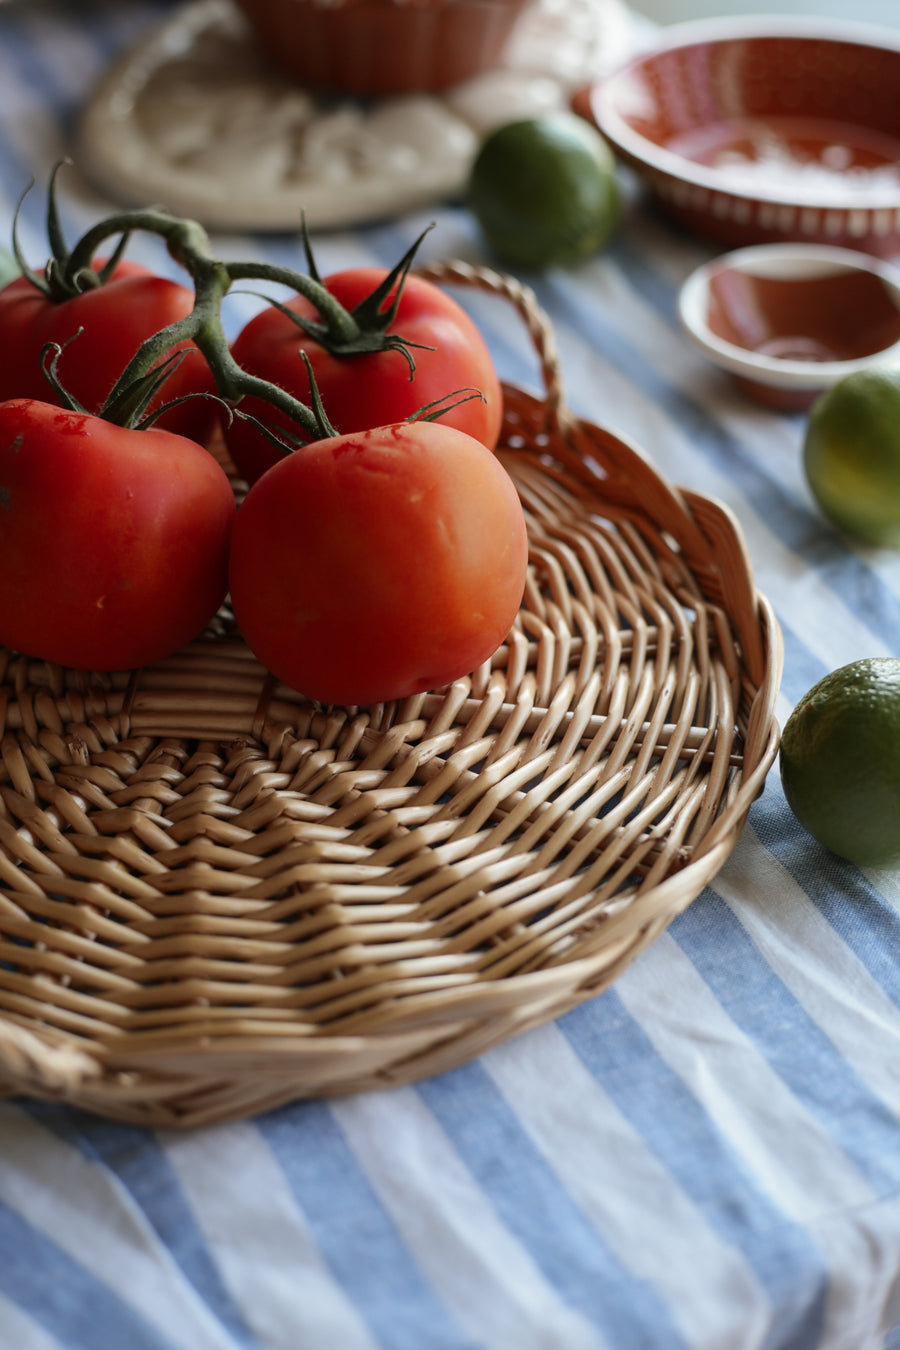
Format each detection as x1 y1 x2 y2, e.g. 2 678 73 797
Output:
0 4 202 283
8 0 161 69
0 9 85 245
418 1060 690 1349
24 1103 255 1350
612 229 701 322
778 619 832 705
671 888 900 1195
0 49 57 248
259 1100 477 1350
559 992 828 1349
753 776 900 1010
0 1197 182 1350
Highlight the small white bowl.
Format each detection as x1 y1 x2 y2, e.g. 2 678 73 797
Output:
678 243 900 410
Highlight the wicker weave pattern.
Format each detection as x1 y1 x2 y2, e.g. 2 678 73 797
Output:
0 265 782 1126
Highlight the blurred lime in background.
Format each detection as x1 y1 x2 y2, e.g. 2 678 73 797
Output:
468 113 620 271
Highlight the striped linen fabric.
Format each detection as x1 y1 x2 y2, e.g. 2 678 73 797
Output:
2 3 900 1348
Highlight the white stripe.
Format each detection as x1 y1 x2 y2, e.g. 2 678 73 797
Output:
616 931 876 1221
0 1289 69 1350
10 12 105 99
161 1121 378 1350
717 829 900 1115
812 1191 900 1350
716 831 900 1339
483 1021 771 1350
0 1108 235 1350
620 906 900 1349
333 1087 610 1350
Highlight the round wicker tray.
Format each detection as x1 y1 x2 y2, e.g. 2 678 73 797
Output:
0 263 782 1128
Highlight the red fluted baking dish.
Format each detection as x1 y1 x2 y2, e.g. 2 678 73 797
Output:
232 0 532 97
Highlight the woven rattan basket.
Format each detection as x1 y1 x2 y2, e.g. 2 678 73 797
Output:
0 262 782 1127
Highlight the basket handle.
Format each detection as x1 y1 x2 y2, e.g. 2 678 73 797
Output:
413 260 570 433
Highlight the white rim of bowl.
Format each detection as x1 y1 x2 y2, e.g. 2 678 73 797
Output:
592 16 900 214
677 243 900 390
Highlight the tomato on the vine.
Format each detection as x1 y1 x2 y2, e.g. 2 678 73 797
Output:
223 268 504 485
0 260 217 446
0 399 235 671
228 420 528 706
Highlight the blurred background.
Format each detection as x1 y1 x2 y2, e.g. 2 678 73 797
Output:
629 0 900 26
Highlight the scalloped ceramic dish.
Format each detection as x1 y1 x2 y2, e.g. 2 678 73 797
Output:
588 17 900 256
230 0 532 97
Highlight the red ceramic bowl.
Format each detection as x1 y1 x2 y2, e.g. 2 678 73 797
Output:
588 18 900 257
231 0 532 98
678 243 900 410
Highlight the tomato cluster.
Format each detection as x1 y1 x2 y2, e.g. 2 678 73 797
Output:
0 184 528 706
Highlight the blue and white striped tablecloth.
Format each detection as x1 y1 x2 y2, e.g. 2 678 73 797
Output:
2 3 900 1348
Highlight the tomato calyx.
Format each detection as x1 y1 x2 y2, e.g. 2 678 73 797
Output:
224 222 436 375
274 219 437 373
11 163 131 302
405 388 486 425
227 352 339 456
56 185 433 366
47 202 339 444
38 332 219 432
12 167 461 451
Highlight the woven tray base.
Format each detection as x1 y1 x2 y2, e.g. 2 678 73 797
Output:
0 265 782 1127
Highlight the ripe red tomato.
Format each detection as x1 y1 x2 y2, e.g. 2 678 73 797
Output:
0 260 216 446
223 268 504 485
0 400 236 671
229 421 528 705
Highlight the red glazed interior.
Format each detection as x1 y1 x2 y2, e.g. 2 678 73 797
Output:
706 266 900 364
232 0 532 98
590 22 900 253
619 36 900 164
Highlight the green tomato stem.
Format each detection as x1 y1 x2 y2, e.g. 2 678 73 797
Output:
64 209 338 439
17 168 434 443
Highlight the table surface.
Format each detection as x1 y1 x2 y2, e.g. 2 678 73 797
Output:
2 3 900 1349
630 0 900 28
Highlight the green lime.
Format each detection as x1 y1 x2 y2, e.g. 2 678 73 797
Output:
804 367 900 546
467 113 620 270
780 657 900 867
